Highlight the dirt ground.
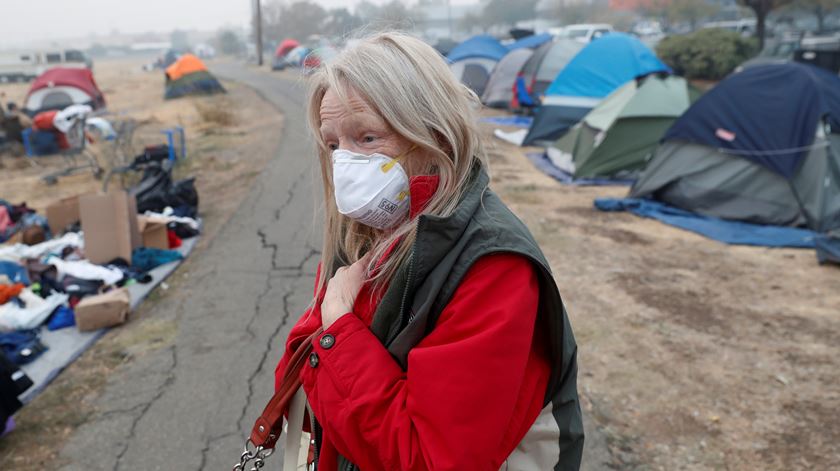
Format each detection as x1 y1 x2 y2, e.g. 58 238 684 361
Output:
0 58 282 466
483 117 840 470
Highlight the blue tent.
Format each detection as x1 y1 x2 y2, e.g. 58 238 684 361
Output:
447 35 508 62
508 33 553 51
664 62 840 178
523 33 670 145
631 62 840 234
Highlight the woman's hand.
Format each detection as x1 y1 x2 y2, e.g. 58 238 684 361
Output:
321 254 371 329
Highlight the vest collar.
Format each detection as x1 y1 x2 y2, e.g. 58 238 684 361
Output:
414 164 489 263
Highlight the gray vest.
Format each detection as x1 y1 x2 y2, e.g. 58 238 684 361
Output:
329 165 584 471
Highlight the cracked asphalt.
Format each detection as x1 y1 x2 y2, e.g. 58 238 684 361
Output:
55 64 610 470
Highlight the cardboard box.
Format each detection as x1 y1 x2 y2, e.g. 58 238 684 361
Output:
74 288 131 332
46 195 83 234
79 192 141 264
138 216 169 250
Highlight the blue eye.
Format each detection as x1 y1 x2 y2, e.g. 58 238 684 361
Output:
363 136 376 143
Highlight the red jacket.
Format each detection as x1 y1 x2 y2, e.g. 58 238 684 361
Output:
274 177 550 470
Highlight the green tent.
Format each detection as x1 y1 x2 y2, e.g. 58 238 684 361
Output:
547 75 701 178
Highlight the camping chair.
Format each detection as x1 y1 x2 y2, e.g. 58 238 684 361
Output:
40 116 103 185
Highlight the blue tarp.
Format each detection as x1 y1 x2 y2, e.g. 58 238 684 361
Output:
594 197 818 248
544 33 670 99
447 35 508 62
816 235 840 264
508 33 553 51
527 152 634 186
481 115 534 128
664 63 840 178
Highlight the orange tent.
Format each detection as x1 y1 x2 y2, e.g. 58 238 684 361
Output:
165 54 209 81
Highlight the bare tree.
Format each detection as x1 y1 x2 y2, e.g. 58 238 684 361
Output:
665 0 721 31
262 0 327 42
324 8 363 37
796 0 840 32
736 0 794 49
215 29 245 55
482 0 539 27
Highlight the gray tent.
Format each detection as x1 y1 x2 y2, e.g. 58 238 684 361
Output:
631 135 840 229
449 58 498 96
482 48 533 108
631 63 840 232
513 39 584 109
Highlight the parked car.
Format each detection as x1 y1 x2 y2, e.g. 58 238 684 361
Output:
551 24 614 43
702 19 757 37
0 50 91 83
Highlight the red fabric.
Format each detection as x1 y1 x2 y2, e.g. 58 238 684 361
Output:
408 175 439 219
0 284 24 305
0 207 11 233
274 177 550 470
167 230 182 249
32 111 69 148
32 111 58 131
275 39 300 58
26 67 105 108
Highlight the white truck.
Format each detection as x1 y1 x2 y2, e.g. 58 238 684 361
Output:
549 24 614 43
0 49 92 83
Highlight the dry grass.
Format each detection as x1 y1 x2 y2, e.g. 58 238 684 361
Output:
195 100 237 127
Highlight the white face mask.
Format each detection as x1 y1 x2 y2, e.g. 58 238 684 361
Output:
331 147 412 230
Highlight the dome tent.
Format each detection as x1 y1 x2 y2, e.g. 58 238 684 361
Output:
164 54 226 100
548 75 700 178
523 33 670 146
275 39 300 58
447 35 508 96
482 48 534 108
24 68 105 116
631 62 840 232
512 39 583 110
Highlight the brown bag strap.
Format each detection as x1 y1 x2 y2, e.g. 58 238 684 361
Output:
249 327 323 449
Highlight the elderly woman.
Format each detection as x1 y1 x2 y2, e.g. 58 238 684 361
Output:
273 32 583 470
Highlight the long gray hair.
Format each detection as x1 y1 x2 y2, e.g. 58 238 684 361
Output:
306 31 487 294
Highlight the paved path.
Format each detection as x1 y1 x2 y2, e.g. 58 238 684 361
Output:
56 64 610 470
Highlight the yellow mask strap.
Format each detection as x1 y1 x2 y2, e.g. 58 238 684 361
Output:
381 145 417 173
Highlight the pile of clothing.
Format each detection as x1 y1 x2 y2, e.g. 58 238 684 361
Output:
0 208 201 366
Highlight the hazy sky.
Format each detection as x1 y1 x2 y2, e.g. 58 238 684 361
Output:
0 0 471 48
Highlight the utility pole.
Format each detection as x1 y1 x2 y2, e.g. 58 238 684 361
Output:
447 0 453 38
255 0 264 66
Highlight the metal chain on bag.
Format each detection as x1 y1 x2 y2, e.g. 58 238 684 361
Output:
233 328 322 471
232 439 274 471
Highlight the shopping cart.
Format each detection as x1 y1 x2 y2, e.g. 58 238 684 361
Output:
40 114 103 185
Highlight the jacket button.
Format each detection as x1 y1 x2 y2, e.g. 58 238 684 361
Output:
319 334 335 349
309 352 319 368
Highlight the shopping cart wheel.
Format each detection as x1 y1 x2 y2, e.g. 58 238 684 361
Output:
42 175 58 185
93 167 104 180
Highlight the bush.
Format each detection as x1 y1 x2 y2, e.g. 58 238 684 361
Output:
656 29 758 81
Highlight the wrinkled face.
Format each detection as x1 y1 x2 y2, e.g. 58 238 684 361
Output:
319 86 413 162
